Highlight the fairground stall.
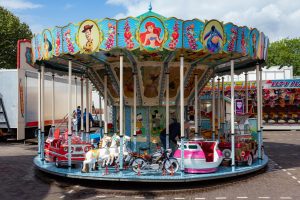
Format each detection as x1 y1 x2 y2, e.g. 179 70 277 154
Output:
32 6 269 182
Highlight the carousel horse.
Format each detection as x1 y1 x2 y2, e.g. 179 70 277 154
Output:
108 133 120 166
115 135 132 164
81 135 111 173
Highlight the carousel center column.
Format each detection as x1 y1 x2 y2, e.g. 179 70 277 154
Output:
180 54 185 174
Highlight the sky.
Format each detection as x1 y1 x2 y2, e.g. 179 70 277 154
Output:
1 0 300 41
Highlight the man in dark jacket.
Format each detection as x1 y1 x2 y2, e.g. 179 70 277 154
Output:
160 118 181 149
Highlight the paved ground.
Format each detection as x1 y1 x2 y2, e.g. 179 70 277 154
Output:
0 131 299 200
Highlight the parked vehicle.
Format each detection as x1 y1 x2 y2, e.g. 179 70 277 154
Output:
44 129 92 167
131 147 179 174
174 140 223 173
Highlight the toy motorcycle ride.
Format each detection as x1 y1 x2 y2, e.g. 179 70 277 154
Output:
131 147 179 174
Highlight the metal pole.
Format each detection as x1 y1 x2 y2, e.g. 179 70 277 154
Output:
52 74 55 127
85 77 90 141
104 74 108 134
67 60 72 169
80 77 84 133
37 69 41 156
40 64 45 162
119 54 124 170
245 73 248 113
133 72 137 152
257 65 262 159
75 77 78 135
180 55 184 173
222 77 225 123
194 74 198 136
99 93 102 138
166 71 170 149
230 60 235 171
212 78 215 140
217 77 221 142
199 95 202 136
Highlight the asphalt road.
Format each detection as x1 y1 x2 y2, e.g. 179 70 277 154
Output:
0 131 299 200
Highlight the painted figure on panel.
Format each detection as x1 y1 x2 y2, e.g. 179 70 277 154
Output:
204 25 223 53
227 27 237 52
140 22 162 50
136 113 143 135
43 33 52 59
82 24 94 53
152 110 161 134
252 32 257 58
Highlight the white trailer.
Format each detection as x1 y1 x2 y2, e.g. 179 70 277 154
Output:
0 40 89 140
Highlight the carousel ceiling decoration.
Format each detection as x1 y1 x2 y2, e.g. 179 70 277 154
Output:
31 9 269 106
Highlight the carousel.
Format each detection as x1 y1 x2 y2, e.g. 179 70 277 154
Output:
32 5 268 182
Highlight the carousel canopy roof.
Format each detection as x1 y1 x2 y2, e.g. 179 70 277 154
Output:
31 9 269 106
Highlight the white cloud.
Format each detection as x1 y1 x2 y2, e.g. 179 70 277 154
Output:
106 0 300 41
0 0 43 10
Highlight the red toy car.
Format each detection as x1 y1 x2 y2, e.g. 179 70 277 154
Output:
44 129 92 167
218 135 264 166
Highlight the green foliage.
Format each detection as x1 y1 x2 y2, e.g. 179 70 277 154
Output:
267 38 300 76
0 6 32 68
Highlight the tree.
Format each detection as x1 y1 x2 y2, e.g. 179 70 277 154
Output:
267 38 300 76
0 6 32 69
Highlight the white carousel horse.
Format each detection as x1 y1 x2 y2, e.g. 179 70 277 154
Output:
81 135 111 173
108 133 120 166
115 135 131 164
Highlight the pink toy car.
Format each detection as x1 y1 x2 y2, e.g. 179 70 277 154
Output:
174 141 223 173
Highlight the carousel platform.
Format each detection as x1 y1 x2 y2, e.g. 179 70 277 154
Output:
33 155 268 182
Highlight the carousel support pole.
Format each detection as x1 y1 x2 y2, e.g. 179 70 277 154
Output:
85 76 90 142
67 59 72 170
230 60 235 171
104 74 108 135
180 55 185 174
222 77 225 123
99 93 103 138
212 78 216 140
80 77 84 135
166 71 170 149
245 73 248 114
51 74 55 130
119 54 124 170
194 74 198 137
260 68 264 159
133 72 137 152
40 64 45 162
75 77 78 135
256 65 262 160
217 77 221 142
221 76 225 140
199 96 202 136
37 69 41 157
